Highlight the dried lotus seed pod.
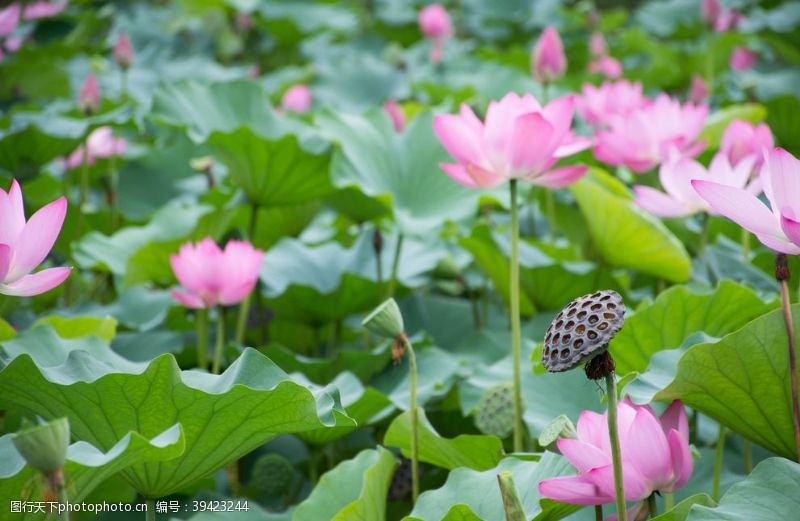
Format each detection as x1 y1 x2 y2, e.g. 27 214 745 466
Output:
541 290 625 373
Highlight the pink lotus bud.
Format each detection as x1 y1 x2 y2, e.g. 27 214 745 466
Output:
383 99 406 132
730 47 757 71
113 32 133 70
532 26 567 83
589 32 607 57
78 73 101 114
689 75 708 104
700 0 722 23
418 4 451 39
0 4 21 37
588 55 622 79
281 84 312 113
714 9 743 32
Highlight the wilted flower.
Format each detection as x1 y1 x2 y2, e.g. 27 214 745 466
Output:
384 99 406 132
0 180 71 296
689 75 708 104
281 84 312 113
433 92 590 189
538 400 693 505
593 94 708 173
170 238 264 308
730 47 757 71
64 126 126 169
113 32 133 69
720 119 774 168
532 26 566 83
693 147 800 254
634 151 758 218
588 55 622 79
78 73 101 114
576 80 648 129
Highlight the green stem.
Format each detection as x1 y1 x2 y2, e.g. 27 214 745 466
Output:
196 308 209 370
705 35 715 102
664 492 674 511
146 498 155 521
386 233 404 298
109 155 119 231
647 493 657 518
235 203 259 345
545 190 557 241
698 214 709 257
55 473 69 521
606 372 627 521
740 228 750 262
509 180 524 452
121 69 128 101
743 439 753 473
212 308 225 374
497 471 526 521
594 505 603 521
712 424 726 501
778 271 800 463
78 140 90 236
406 337 419 503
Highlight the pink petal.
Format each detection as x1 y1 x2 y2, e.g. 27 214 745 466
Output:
0 179 26 246
466 163 505 188
691 180 782 238
633 186 690 218
0 243 10 281
577 410 609 452
440 163 478 188
765 148 800 220
542 96 575 151
7 196 67 281
780 214 800 247
660 401 689 441
433 113 484 166
557 438 611 473
0 267 71 297
659 157 707 208
664 429 693 492
626 407 672 489
507 112 555 174
532 165 587 188
587 463 652 502
538 476 613 506
756 234 800 255
555 134 593 158
170 289 207 309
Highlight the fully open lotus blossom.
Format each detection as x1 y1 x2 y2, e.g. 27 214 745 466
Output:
113 32 133 69
593 94 708 173
576 80 648 129
730 47 757 71
63 126 126 169
532 26 566 83
0 180 71 297
588 55 622 79
721 119 774 168
689 74 708 104
634 151 758 218
433 92 590 189
538 400 693 506
170 238 264 309
78 73 101 114
281 84 312 113
693 147 800 255
383 99 406 132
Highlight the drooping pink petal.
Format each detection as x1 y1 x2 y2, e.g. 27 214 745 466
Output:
533 165 587 188
691 180 782 238
664 429 694 491
633 186 690 218
557 438 611 473
170 288 206 309
0 267 71 297
538 475 613 506
756 234 800 255
440 163 478 188
660 401 689 442
6 196 67 281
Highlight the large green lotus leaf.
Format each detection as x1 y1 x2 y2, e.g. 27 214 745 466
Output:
372 346 461 410
314 53 409 111
650 494 715 521
69 286 175 331
317 110 483 234
208 127 333 207
610 281 776 374
256 1 358 37
262 343 392 385
694 239 779 296
684 458 800 520
0 329 354 498
33 315 117 343
570 169 691 282
260 232 442 322
0 425 184 521
73 201 211 276
292 448 397 521
698 104 767 151
384 409 504 471
766 95 800 153
657 306 800 460
406 453 581 521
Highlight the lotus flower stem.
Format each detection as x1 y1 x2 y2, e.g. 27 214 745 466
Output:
121 70 128 101
509 179 524 452
235 203 260 345
743 440 753 473
145 499 155 521
776 254 800 463
545 190 557 240
109 155 119 230
56 475 69 521
497 471 525 521
647 493 657 517
387 233 404 298
605 372 627 521
664 492 674 511
404 335 420 503
212 308 226 374
594 505 603 521
740 228 750 261
196 308 209 370
712 424 726 500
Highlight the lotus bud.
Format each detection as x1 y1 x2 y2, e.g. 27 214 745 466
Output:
11 418 70 475
689 74 708 104
532 26 566 83
78 74 101 115
730 47 757 71
383 99 406 132
113 32 134 70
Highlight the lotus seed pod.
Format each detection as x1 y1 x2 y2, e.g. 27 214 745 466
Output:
363 298 405 339
538 414 577 448
250 454 294 497
388 457 413 500
474 382 516 438
542 290 625 373
11 418 70 475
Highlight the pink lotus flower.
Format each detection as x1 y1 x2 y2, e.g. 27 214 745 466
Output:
433 92 590 189
589 32 607 58
63 126 126 169
721 119 774 168
693 147 800 254
281 84 312 113
0 180 71 297
0 4 20 37
576 80 648 129
634 151 758 218
170 238 264 309
588 55 622 79
384 99 406 132
538 400 693 506
593 94 708 173
730 47 757 71
418 4 451 39
701 0 742 32
23 0 68 20
113 32 133 69
78 73 101 114
532 26 566 83
689 75 708 104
